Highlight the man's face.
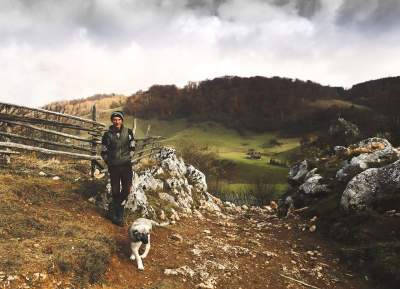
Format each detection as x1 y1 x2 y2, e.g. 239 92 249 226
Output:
112 116 123 129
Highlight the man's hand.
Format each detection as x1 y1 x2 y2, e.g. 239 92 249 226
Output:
129 139 136 151
101 144 109 164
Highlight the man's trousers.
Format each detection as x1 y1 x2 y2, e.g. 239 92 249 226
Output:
108 163 133 205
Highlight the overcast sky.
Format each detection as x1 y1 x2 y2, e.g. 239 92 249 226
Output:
0 0 399 107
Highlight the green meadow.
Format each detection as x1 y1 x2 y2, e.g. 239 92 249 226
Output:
96 112 300 201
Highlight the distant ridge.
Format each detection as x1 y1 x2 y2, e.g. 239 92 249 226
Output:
43 75 400 143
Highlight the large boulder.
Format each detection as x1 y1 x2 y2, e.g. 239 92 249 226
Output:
124 170 162 217
280 165 330 213
288 160 309 185
341 160 400 211
299 173 330 196
336 138 399 182
281 137 399 215
186 164 207 194
156 147 187 177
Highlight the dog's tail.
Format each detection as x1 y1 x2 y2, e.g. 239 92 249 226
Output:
151 220 170 227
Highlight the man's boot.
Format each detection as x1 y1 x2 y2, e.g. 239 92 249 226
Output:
107 200 116 222
113 201 124 227
118 204 125 226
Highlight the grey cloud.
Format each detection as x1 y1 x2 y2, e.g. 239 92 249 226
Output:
0 0 97 46
1 0 396 49
185 0 226 16
272 0 322 18
0 0 400 108
295 0 322 18
1 0 224 47
336 0 400 32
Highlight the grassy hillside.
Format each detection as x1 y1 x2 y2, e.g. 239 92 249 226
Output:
45 93 304 202
99 112 298 169
44 94 127 117
305 98 370 111
95 111 297 202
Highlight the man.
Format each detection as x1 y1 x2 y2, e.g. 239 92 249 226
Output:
101 111 135 226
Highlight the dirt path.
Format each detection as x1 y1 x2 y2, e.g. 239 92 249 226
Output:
94 207 372 289
0 160 376 289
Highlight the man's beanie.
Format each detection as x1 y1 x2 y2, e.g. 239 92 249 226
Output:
111 111 124 120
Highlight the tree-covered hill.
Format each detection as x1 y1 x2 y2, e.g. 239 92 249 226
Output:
123 75 400 143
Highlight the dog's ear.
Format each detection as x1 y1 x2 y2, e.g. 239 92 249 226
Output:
131 230 142 242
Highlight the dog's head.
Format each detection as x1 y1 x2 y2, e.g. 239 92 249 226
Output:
132 231 149 244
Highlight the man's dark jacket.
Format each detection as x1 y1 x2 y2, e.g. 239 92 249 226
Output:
101 125 135 166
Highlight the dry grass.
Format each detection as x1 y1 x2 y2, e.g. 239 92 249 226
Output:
306 98 370 111
0 155 116 288
45 94 127 118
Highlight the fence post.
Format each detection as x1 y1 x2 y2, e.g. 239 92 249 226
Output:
132 118 137 135
5 124 11 164
146 124 151 136
91 105 97 178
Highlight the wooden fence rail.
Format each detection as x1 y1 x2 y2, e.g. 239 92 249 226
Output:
0 102 165 175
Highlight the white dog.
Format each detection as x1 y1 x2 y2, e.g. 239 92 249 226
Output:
128 218 168 270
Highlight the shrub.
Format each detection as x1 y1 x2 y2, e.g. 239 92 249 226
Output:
261 138 283 148
175 140 238 181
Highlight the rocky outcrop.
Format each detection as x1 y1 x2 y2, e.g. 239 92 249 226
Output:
299 174 330 196
186 164 207 194
336 138 398 182
283 138 400 213
288 160 309 185
341 160 400 211
280 137 400 289
281 163 330 212
124 170 161 217
97 147 220 220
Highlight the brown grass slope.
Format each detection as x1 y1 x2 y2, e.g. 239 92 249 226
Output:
0 155 116 288
44 94 127 118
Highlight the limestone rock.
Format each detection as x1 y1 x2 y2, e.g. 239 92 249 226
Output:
158 192 179 207
97 146 222 220
156 147 187 177
137 170 164 192
299 174 330 195
124 172 154 217
170 233 183 242
169 208 180 221
336 138 398 182
186 164 207 193
341 160 400 211
159 209 166 221
288 160 309 185
164 266 195 278
193 209 205 219
199 192 222 212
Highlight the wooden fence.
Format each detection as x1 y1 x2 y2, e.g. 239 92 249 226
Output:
0 102 164 176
